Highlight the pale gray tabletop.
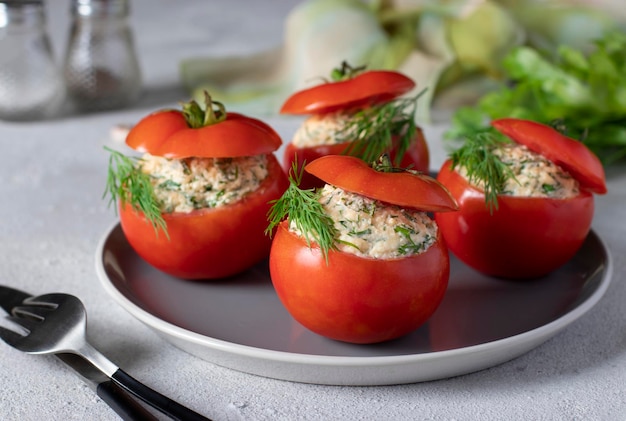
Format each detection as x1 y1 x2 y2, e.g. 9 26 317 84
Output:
1 1 626 420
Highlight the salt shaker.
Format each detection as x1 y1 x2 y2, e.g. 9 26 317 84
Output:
63 0 142 112
0 0 65 121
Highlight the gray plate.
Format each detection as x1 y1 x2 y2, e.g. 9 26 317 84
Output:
96 222 612 385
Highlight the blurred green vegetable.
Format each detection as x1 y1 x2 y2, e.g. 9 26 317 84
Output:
447 30 626 164
181 0 415 116
500 1 623 55
179 0 625 122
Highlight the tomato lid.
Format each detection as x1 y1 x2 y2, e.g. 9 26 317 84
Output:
305 155 458 212
126 111 282 159
492 118 607 194
280 70 415 115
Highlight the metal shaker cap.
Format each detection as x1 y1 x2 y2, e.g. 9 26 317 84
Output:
71 0 129 17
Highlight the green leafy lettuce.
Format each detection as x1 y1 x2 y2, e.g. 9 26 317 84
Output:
447 30 626 164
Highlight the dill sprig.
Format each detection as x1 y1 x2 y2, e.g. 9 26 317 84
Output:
450 131 514 213
340 91 425 165
103 147 168 237
266 162 337 260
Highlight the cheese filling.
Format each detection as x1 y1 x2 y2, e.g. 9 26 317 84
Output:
459 143 580 198
292 184 438 259
139 154 268 213
292 111 358 148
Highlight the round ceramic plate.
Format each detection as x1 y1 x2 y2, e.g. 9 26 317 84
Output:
95 222 612 386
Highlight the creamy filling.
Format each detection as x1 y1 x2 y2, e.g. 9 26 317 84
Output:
291 110 358 148
290 184 438 259
139 154 268 213
458 143 579 198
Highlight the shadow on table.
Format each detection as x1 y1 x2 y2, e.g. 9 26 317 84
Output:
413 284 625 391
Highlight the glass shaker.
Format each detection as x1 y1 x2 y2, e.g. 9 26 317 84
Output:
63 0 142 112
0 0 65 121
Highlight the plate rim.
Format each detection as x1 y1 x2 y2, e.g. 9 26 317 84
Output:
95 221 614 378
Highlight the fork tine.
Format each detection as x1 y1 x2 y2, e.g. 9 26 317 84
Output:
12 305 53 321
0 324 25 347
24 293 66 307
5 314 39 331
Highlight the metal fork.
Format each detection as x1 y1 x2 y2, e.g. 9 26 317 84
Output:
0 293 210 421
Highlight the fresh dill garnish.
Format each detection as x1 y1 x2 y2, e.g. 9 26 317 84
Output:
158 179 181 191
450 131 514 213
340 90 425 165
542 183 556 194
394 225 425 256
266 161 337 260
103 146 168 237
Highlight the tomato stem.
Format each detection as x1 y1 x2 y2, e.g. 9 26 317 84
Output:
330 61 367 81
181 91 227 128
373 154 394 172
371 153 421 175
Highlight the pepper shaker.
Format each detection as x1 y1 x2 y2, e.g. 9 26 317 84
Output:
0 0 65 121
63 0 142 112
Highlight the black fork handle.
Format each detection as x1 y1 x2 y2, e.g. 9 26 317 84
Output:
97 380 159 421
1 286 177 421
112 369 212 421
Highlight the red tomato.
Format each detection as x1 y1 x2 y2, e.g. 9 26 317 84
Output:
269 155 457 343
269 221 450 344
280 70 415 115
280 68 428 187
126 110 282 159
119 97 289 279
305 155 457 212
491 118 607 194
435 118 606 279
283 127 430 190
120 154 289 280
435 159 595 279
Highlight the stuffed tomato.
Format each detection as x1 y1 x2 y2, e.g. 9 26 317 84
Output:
106 93 289 280
279 62 429 190
435 118 607 279
267 155 458 344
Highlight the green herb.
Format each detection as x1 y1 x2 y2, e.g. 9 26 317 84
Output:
158 179 181 191
450 132 514 213
266 162 337 260
104 147 168 237
207 190 226 208
542 183 556 194
447 30 626 164
335 238 360 252
181 160 191 175
340 91 425 165
348 228 372 237
394 225 426 256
